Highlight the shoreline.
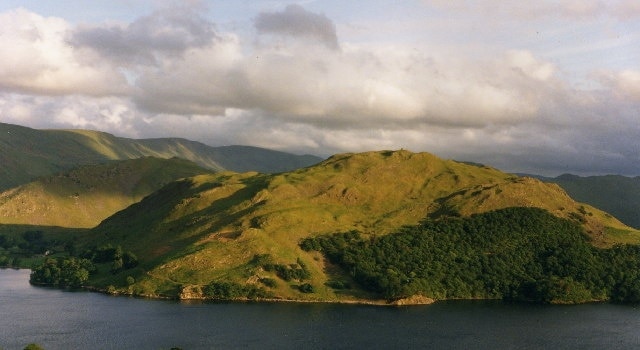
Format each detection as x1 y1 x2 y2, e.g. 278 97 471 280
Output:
9 269 609 306
96 286 436 306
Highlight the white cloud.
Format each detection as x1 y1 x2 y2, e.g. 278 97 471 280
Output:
0 4 639 176
607 70 640 99
133 39 557 130
0 93 141 136
0 8 128 95
506 50 555 81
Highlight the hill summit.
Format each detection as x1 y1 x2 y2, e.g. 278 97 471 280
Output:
79 150 639 302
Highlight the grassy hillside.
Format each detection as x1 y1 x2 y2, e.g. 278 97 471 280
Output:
0 122 322 191
0 157 213 228
75 150 640 302
538 174 640 230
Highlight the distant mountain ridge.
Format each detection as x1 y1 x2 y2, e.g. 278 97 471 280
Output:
532 174 640 229
0 122 323 191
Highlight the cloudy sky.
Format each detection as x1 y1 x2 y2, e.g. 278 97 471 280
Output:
0 1 639 176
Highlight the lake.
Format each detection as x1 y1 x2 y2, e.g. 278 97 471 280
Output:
1 269 640 349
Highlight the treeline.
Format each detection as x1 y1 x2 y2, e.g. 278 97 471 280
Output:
301 207 640 303
30 244 139 288
79 244 138 273
0 230 50 254
0 231 56 267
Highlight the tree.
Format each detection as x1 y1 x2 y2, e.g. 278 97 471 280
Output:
122 251 138 269
31 257 93 287
300 207 640 303
298 283 314 293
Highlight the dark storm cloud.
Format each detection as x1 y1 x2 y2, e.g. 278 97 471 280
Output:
71 6 217 65
255 4 339 50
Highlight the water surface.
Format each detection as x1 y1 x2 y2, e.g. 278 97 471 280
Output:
1 269 639 349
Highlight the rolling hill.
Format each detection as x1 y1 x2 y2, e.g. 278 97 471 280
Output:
0 157 214 228
75 150 640 302
536 174 640 229
0 122 323 191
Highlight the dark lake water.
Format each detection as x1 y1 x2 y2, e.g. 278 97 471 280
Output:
2 269 640 349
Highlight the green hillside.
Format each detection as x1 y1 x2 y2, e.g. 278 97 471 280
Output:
0 157 213 228
59 150 639 303
539 174 640 229
0 122 322 191
302 207 640 304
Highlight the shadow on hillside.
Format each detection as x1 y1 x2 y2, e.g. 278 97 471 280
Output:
319 255 381 301
0 224 90 238
88 174 272 266
160 174 271 241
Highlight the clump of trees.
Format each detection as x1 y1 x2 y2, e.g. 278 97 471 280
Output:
297 283 314 293
30 257 94 288
19 230 50 254
262 258 311 282
251 254 314 293
0 230 57 268
80 244 138 273
258 277 277 288
203 281 272 300
30 244 139 288
301 207 640 304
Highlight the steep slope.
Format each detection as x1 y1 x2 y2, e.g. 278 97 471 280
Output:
0 122 323 191
85 150 640 301
0 157 213 228
537 174 640 229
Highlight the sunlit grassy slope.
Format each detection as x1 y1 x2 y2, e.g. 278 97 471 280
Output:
0 157 213 228
0 122 322 191
86 150 640 301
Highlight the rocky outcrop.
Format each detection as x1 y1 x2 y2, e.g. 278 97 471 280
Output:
391 295 435 305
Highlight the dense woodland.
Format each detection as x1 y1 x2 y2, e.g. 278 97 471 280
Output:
301 207 640 303
0 230 56 268
30 244 138 288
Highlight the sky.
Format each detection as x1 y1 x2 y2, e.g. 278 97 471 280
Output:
0 1 639 176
